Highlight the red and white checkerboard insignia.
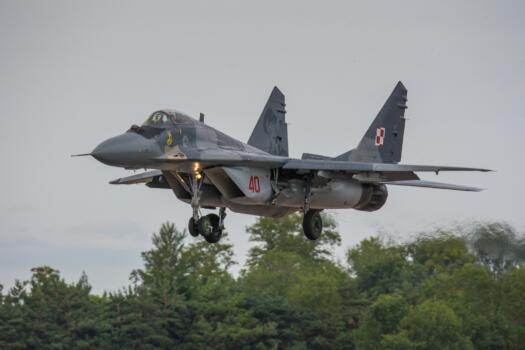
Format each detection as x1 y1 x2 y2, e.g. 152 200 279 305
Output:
375 127 385 146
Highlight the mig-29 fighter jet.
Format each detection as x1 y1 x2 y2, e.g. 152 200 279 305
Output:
76 82 490 243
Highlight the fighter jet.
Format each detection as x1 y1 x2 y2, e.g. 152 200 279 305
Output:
76 82 491 243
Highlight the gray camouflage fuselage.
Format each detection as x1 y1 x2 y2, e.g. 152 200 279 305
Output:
86 83 490 219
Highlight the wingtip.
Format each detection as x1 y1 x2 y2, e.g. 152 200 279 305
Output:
71 153 92 157
468 187 486 192
474 168 495 173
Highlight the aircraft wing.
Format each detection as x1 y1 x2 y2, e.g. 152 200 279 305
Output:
108 158 490 193
109 170 162 184
282 159 491 173
382 180 483 192
283 159 490 190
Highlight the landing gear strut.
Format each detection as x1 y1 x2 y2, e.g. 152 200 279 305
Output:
187 172 226 243
302 176 323 240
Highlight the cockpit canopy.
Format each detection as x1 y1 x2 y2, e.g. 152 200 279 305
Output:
142 110 195 127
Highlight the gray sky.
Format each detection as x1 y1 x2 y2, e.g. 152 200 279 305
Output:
1 0 523 294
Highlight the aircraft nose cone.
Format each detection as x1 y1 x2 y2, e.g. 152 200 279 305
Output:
92 132 162 167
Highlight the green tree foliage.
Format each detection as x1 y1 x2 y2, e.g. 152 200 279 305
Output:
246 212 340 267
353 294 408 350
242 213 355 349
102 287 186 349
347 237 409 297
500 268 525 347
0 219 524 349
384 300 472 350
130 222 186 300
177 236 236 293
409 232 475 274
466 222 525 276
0 266 103 350
367 300 472 350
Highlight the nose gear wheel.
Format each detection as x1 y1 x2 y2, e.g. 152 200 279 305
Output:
200 214 222 243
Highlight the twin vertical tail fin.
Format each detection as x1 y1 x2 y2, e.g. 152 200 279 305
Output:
248 87 289 157
337 81 408 164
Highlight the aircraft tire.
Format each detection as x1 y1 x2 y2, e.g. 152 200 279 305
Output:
303 210 323 240
204 230 222 244
198 216 213 238
207 214 220 229
188 217 199 237
201 214 222 243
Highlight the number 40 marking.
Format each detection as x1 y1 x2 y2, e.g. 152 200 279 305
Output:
248 176 260 193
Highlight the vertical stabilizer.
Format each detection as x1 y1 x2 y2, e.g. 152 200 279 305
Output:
248 87 289 157
337 81 408 163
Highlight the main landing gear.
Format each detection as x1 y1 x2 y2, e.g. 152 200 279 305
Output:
187 171 225 243
301 176 323 240
303 209 323 240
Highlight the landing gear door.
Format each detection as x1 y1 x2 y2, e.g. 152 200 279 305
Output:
222 167 272 203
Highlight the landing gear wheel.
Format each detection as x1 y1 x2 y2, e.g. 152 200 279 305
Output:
204 229 222 244
199 214 222 243
303 210 323 240
207 213 220 229
188 217 199 237
198 215 213 237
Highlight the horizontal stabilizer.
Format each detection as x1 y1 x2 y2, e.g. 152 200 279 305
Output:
383 180 484 192
110 170 162 185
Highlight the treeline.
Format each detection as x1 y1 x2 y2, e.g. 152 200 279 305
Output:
0 214 524 349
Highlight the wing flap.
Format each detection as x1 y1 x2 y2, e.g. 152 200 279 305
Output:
383 180 484 192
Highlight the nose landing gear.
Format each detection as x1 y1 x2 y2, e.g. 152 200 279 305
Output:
187 172 226 243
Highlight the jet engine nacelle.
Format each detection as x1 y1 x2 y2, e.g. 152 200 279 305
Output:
353 183 388 211
275 180 388 211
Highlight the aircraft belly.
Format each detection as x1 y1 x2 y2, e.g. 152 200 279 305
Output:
193 179 365 212
177 195 295 218
222 198 296 218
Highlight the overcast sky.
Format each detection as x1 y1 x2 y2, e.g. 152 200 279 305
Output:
1 0 523 294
